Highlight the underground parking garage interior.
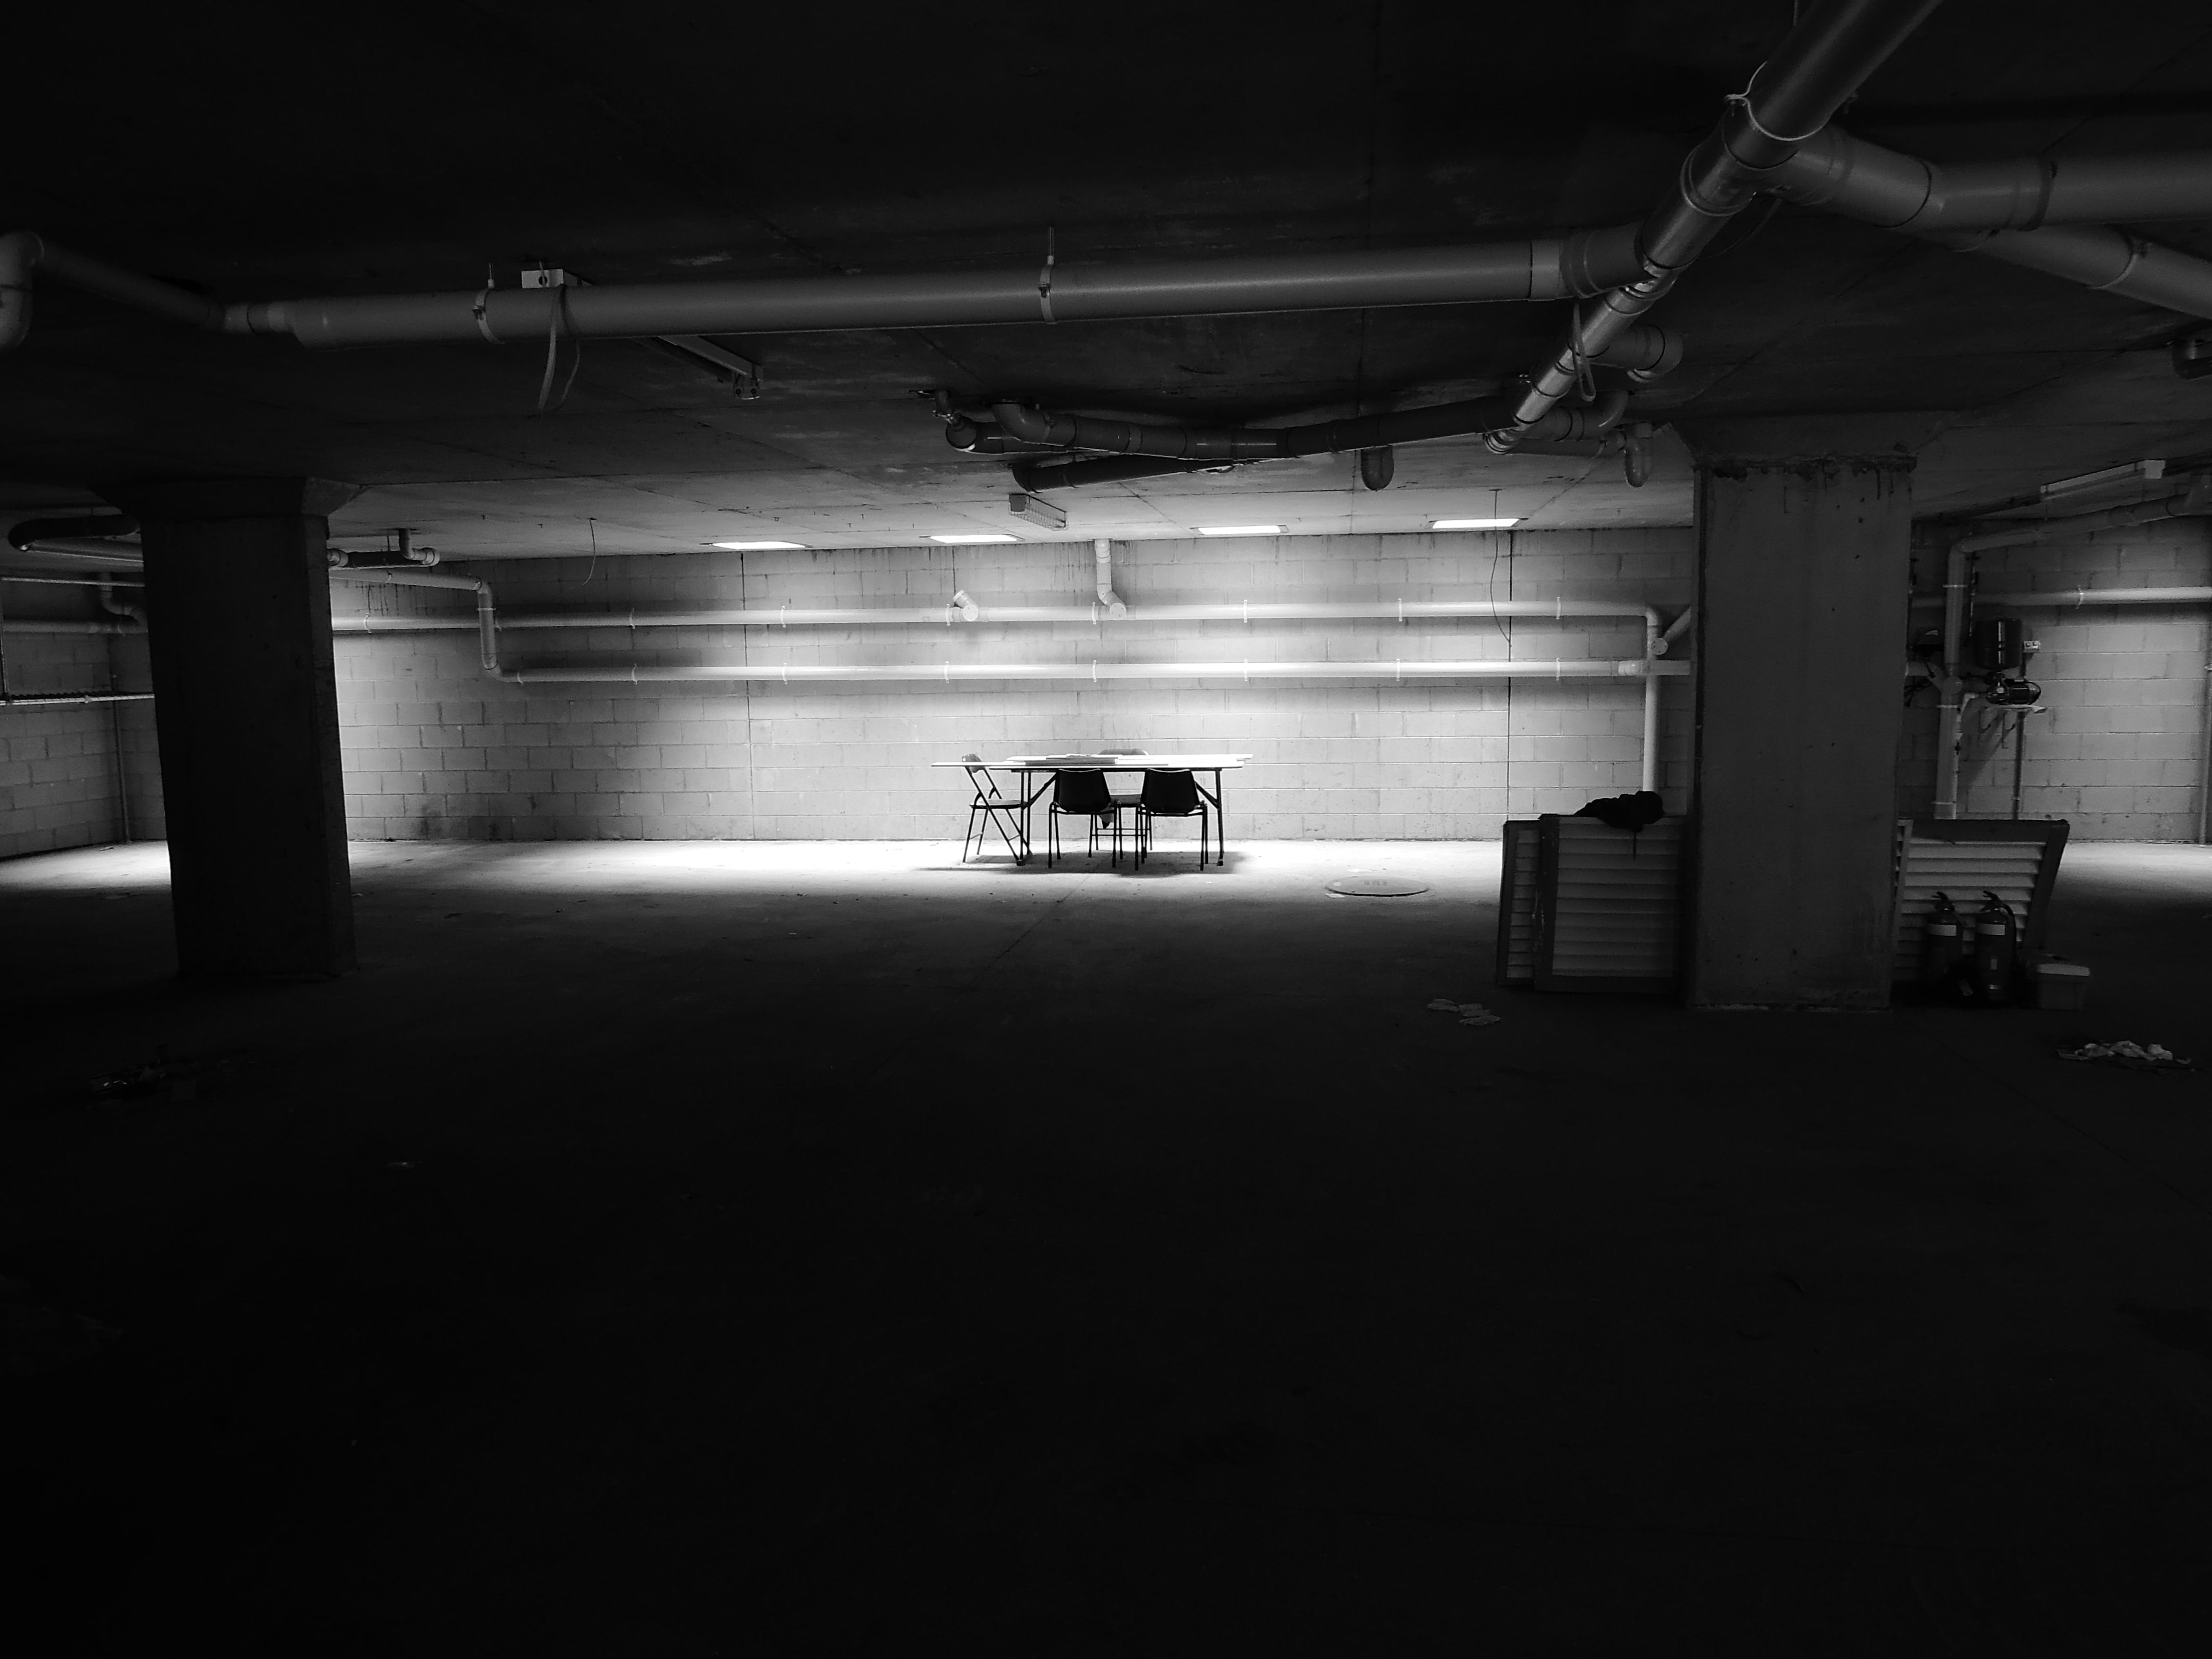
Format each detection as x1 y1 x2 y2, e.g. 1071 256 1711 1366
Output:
11 0 2212 1648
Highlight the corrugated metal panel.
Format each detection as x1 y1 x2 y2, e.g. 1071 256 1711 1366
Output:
1499 821 1541 985
1543 818 1682 983
1892 831 2049 979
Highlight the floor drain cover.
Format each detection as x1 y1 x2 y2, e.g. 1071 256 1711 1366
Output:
1327 876 1431 897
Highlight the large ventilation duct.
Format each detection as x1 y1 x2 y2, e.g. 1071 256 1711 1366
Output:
1488 0 1946 452
1771 128 2212 232
1767 128 2212 316
1941 226 2212 319
955 388 1637 491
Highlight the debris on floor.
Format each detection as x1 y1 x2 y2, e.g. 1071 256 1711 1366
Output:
1 1276 121 1378
1429 999 1503 1026
2057 1040 2194 1072
86 1047 207 1104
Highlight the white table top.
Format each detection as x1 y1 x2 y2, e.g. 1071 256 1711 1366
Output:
935 754 1251 770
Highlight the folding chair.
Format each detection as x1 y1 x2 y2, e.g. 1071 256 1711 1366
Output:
960 753 1029 864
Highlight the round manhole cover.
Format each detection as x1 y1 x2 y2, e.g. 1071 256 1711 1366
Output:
1326 876 1431 897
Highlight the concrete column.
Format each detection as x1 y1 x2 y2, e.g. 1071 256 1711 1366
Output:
116 478 361 976
1676 418 1940 1010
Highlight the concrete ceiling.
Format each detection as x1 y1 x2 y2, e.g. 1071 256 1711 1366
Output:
4 1 2211 556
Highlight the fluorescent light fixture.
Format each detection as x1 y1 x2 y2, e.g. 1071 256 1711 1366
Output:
929 533 1019 544
2040 459 2163 501
1428 517 1520 530
1196 524 1283 537
710 539 805 550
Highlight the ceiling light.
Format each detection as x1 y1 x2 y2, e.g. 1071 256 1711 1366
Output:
1429 517 1520 530
2039 459 2164 501
1196 524 1282 537
929 533 1019 544
711 539 805 550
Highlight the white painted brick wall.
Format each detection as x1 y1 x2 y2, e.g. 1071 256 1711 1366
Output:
0 632 153 859
1897 516 2212 839
330 529 1695 841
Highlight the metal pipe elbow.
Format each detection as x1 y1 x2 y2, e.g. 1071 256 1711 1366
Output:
992 401 1072 446
0 231 44 351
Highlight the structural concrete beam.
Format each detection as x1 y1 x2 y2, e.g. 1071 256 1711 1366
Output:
1676 416 1946 1010
107 477 362 977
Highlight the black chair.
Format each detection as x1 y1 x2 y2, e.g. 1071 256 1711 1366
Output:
1046 768 1125 866
1137 769 1211 869
960 753 1028 864
1099 746 1147 814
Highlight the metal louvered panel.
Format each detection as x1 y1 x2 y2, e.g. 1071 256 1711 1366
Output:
1497 820 1541 985
1890 819 2069 981
1534 817 1682 992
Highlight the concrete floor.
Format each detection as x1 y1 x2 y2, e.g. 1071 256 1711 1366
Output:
6 837 2212 1655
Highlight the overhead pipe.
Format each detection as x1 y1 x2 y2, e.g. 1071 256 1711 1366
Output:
1488 0 1945 452
7 514 139 551
1945 476 2211 554
4 540 145 566
1759 127 2212 315
1770 128 2212 232
0 234 223 351
959 388 1636 492
1939 225 2212 319
1 225 1651 354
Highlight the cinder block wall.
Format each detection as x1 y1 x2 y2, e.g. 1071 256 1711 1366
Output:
1897 515 2212 839
0 629 156 859
330 529 1696 842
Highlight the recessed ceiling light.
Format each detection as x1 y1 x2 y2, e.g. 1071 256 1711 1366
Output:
710 539 805 550
1196 524 1283 537
1428 517 1520 530
929 533 1019 544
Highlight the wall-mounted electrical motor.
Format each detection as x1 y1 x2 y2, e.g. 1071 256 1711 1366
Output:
1972 615 2025 675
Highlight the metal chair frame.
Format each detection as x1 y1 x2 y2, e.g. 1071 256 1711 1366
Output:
1135 769 1212 869
1046 768 1128 867
961 759 1029 864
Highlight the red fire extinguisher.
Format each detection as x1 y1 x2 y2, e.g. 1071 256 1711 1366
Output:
1965 890 2018 1005
1921 891 1966 989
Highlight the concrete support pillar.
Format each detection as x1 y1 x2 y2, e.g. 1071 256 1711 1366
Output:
117 478 361 976
1677 419 1939 1010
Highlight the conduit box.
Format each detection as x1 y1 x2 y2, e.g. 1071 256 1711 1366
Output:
520 267 580 289
1009 493 1067 530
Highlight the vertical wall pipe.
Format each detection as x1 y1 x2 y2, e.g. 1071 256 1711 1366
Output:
1093 539 1126 618
1934 541 1968 818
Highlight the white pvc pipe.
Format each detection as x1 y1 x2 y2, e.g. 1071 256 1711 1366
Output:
1953 585 2212 608
1094 539 1126 618
494 658 1691 685
331 566 497 671
328 596 1666 632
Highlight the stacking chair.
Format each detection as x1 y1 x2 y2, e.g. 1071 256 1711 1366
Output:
960 753 1028 864
1136 768 1212 869
1046 768 1126 867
